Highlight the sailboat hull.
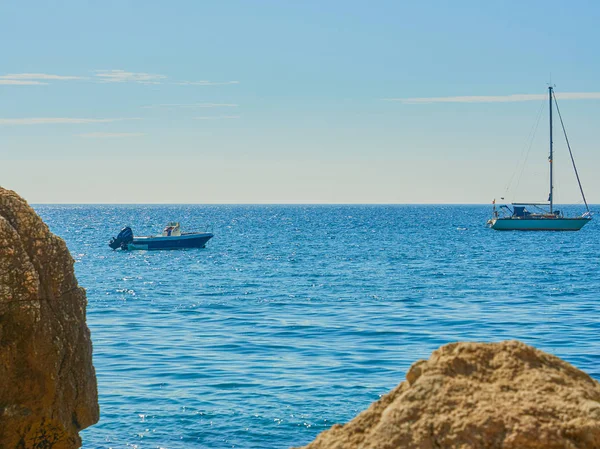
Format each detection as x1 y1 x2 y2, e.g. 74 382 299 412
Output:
490 217 591 231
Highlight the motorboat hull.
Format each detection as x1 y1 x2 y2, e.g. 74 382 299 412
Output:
127 232 214 250
489 217 590 231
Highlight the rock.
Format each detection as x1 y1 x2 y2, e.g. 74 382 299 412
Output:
297 341 600 449
0 187 99 448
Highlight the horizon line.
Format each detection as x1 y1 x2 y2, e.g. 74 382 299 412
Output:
29 202 595 206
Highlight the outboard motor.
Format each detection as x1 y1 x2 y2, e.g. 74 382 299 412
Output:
109 227 134 250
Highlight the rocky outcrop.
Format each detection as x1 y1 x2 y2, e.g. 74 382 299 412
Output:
0 187 99 448
298 341 600 449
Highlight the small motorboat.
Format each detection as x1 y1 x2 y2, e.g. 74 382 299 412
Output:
109 222 213 250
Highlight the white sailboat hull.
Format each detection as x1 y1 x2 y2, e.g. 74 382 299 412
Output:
490 217 591 231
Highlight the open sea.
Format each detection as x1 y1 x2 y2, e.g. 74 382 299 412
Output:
35 204 600 449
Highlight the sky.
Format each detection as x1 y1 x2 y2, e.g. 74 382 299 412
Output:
1 0 600 204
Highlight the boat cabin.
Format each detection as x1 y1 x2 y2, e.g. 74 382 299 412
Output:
162 222 181 237
512 206 530 218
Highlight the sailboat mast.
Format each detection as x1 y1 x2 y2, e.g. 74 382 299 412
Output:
549 85 553 213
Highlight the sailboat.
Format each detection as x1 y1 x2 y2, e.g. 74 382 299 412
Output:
488 86 592 231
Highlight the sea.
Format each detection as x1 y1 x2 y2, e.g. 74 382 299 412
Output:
34 204 600 449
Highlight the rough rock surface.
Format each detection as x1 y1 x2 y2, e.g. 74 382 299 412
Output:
0 187 99 448
298 340 600 449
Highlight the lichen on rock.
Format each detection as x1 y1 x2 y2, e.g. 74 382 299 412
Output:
297 340 600 449
0 187 99 448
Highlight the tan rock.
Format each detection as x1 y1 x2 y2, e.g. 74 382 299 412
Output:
297 341 600 449
0 187 99 448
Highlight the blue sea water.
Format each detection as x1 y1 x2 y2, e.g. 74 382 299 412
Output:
34 204 600 449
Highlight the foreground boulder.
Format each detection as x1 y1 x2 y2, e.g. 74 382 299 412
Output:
0 187 99 448
299 340 600 449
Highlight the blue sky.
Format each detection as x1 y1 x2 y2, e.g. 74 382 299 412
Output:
1 0 599 203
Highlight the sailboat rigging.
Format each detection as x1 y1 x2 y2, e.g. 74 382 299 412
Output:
488 86 592 231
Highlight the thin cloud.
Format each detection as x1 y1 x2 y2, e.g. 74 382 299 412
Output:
175 80 239 86
94 70 167 84
0 80 47 85
0 117 140 125
0 73 85 81
142 103 238 109
78 132 145 138
0 70 239 87
385 92 600 104
195 115 240 120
